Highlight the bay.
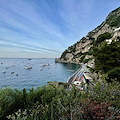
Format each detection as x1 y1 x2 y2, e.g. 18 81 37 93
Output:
0 58 80 90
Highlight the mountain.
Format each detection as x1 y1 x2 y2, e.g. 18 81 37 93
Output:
55 7 120 66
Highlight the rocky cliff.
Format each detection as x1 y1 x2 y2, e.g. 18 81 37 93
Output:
55 7 120 66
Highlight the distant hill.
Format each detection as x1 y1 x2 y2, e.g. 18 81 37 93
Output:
55 7 120 67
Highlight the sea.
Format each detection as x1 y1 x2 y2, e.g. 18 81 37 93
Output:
0 58 80 90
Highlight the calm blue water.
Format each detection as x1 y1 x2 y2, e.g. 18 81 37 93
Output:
0 58 80 90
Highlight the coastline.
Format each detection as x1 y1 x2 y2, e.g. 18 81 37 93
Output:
55 58 92 87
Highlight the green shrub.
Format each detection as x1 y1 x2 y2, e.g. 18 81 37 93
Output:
83 58 93 64
93 39 120 74
81 37 87 43
0 81 119 120
95 32 112 45
106 7 120 27
83 59 89 64
0 88 23 120
60 50 67 58
79 55 85 63
106 67 120 82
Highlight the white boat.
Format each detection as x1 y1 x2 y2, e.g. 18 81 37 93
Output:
2 71 6 74
41 64 50 67
24 67 32 69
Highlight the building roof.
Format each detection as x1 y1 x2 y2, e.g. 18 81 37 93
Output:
74 81 81 85
81 66 89 73
106 39 112 44
84 73 92 80
114 27 120 32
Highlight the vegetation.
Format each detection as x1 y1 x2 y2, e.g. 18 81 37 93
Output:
83 58 93 64
105 67 120 82
79 55 85 63
60 45 76 60
59 7 120 63
93 32 120 82
68 45 76 53
111 7 120 13
81 37 87 43
0 80 119 120
1 7 120 120
60 50 68 59
106 7 120 27
95 32 112 45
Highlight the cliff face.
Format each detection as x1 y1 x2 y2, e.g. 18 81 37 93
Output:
55 7 120 65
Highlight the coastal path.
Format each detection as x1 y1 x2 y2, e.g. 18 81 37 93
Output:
67 66 82 84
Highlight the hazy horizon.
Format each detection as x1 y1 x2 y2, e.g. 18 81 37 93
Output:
0 0 120 58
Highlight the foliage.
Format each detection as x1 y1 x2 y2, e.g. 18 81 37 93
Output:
0 88 23 120
81 37 87 43
106 7 120 27
83 58 93 64
86 65 95 73
106 67 120 82
74 51 83 58
60 50 67 59
93 36 120 75
0 80 119 120
110 15 120 27
95 32 112 45
88 81 120 108
111 7 120 13
68 45 76 53
79 55 85 62
82 100 120 120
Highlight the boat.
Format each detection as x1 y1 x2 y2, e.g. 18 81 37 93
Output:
24 67 32 69
2 71 6 74
11 72 14 74
6 67 10 69
28 58 32 60
41 64 50 67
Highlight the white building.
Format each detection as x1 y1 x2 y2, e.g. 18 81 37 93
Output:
106 39 112 44
113 27 120 38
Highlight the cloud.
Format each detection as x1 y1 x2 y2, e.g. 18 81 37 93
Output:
0 38 60 54
0 0 68 58
0 0 120 58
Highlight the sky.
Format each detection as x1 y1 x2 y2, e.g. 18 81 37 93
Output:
0 0 120 58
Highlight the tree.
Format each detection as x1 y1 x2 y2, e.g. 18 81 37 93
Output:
106 67 120 82
95 32 112 45
93 38 120 74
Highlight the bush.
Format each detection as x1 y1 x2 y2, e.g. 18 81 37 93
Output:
95 32 112 45
106 8 120 27
0 88 23 120
83 58 93 64
106 67 120 82
0 81 120 120
82 100 120 120
93 39 120 74
79 55 85 63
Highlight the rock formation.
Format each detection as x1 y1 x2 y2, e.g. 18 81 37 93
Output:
55 7 120 66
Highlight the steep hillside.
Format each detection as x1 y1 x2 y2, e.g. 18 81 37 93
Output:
55 7 120 66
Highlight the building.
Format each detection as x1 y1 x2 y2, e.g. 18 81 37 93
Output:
113 27 120 38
